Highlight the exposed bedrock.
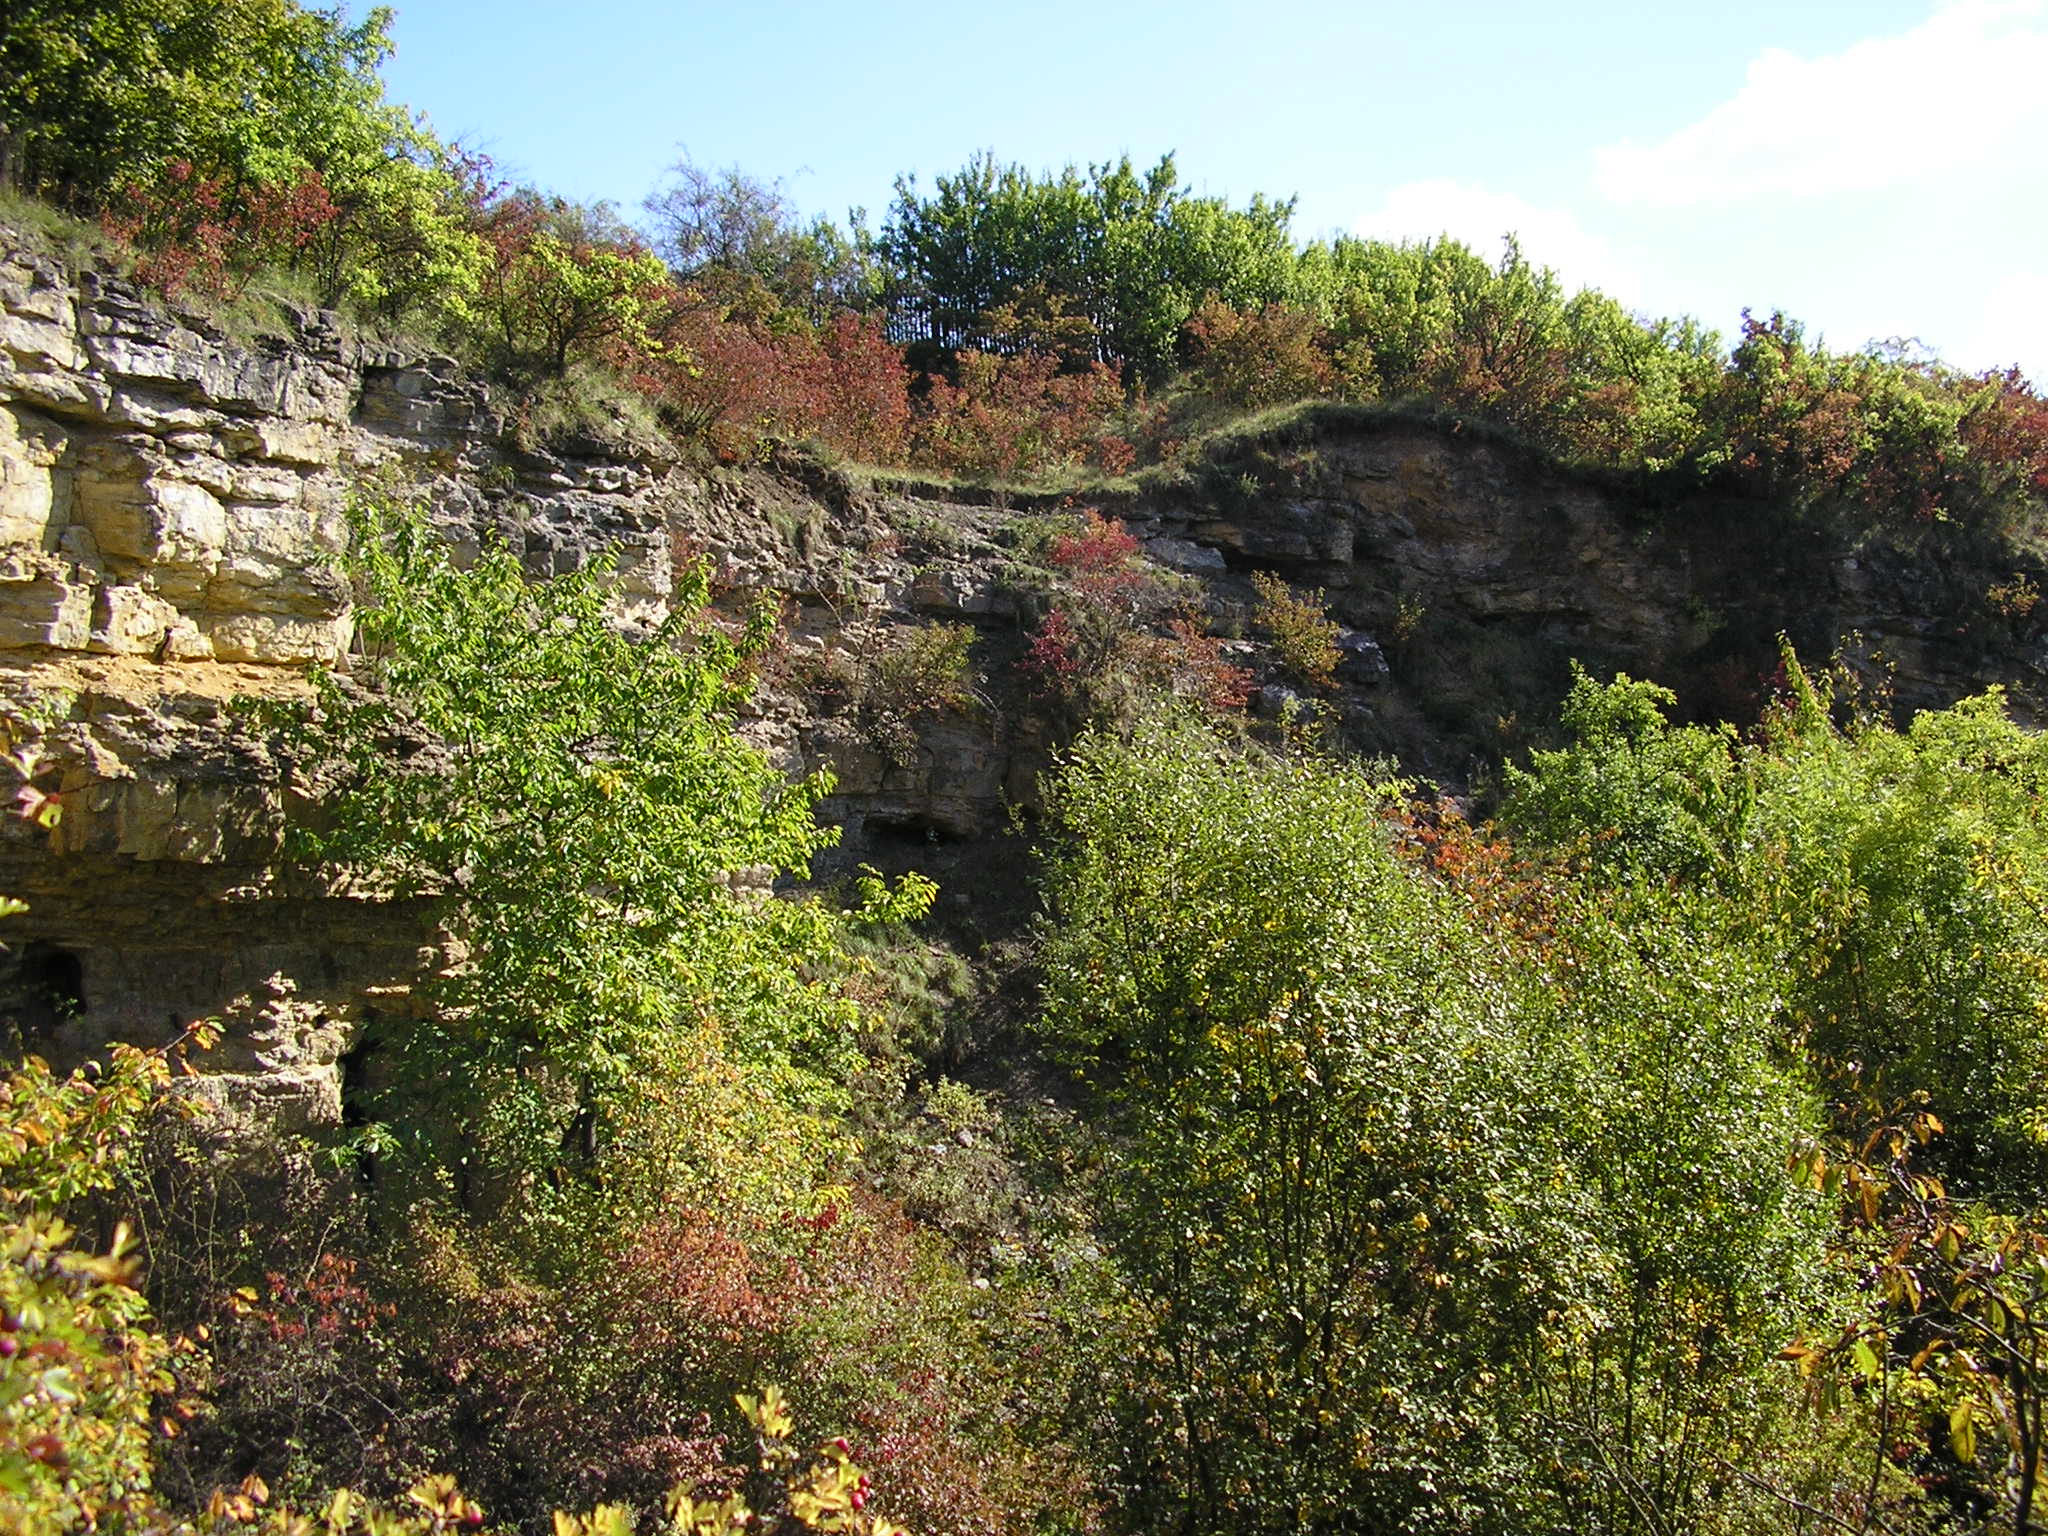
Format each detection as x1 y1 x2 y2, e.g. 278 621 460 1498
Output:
3 221 2042 1125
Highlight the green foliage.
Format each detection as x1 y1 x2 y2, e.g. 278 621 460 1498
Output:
1248 570 1340 689
0 1041 193 1536
2 0 383 204
799 619 979 769
883 151 1298 382
1038 720 1534 1528
1304 235 1725 468
1518 888 1834 1534
2 0 486 324
1039 718 1843 1534
1746 676 2048 1186
479 193 669 376
272 491 925 1207
1507 656 2048 1189
1503 663 1743 881
849 623 977 767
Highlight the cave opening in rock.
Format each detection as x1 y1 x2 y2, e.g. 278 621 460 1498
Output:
0 941 88 1054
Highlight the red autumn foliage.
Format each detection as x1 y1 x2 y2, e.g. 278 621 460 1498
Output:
915 349 1126 476
1387 803 1566 952
101 162 339 297
1140 615 1255 712
1022 512 1247 719
255 1253 391 1346
1960 368 2048 498
1049 511 1142 594
1093 434 1137 474
635 298 911 464
1023 608 1086 684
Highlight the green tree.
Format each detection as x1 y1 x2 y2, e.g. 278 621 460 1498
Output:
1 0 487 322
1041 716 1845 1534
480 193 669 375
881 151 1297 381
1507 656 2048 1190
272 493 927 1207
1502 663 1743 883
1038 718 1562 1531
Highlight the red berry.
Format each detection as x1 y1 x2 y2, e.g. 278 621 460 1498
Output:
0 1337 17 1359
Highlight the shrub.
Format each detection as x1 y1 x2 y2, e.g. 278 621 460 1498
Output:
1038 717 1840 1534
636 303 911 466
477 191 668 376
1018 513 1247 726
855 623 977 765
0 1037 204 1535
266 491 929 1208
99 162 339 298
1183 296 1332 409
914 351 1125 477
1248 570 1339 688
412 1193 1079 1534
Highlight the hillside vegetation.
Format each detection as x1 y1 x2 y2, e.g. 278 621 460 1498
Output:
10 5 2048 1536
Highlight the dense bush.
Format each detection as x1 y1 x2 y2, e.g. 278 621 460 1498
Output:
881 152 1298 383
1036 716 1842 1534
9 0 487 324
1506 657 2048 1191
1183 296 1336 410
913 350 1128 477
1018 512 1249 724
267 492 928 1209
477 192 668 377
635 301 913 463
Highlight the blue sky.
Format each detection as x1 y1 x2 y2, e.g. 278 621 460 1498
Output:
376 0 2047 377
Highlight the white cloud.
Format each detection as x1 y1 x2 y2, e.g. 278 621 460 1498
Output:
1349 179 1640 301
1596 1 2048 207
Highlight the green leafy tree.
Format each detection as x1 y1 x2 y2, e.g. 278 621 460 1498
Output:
0 0 358 201
272 492 928 1207
1038 718 1565 1531
1041 716 1848 1534
1508 656 2048 1190
1520 889 1833 1534
1503 663 1744 883
2 0 487 323
479 193 669 376
1746 673 2048 1187
882 151 1298 381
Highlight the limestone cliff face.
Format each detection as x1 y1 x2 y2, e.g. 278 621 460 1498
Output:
2 222 2042 1127
0 225 1050 1122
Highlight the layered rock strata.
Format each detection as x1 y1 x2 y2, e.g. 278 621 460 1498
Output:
3 221 2043 1128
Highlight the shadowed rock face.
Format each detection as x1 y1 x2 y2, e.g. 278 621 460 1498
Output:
3 220 2044 1128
